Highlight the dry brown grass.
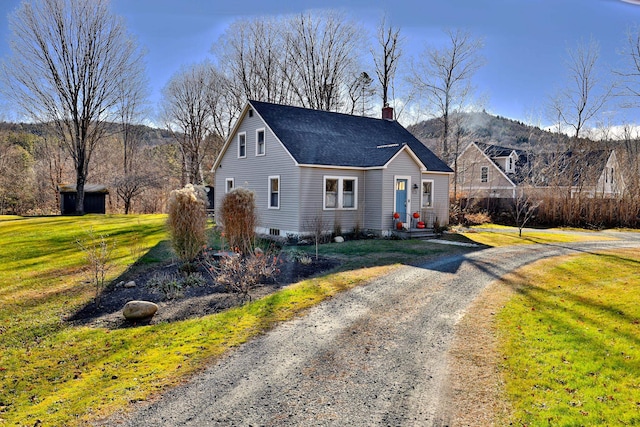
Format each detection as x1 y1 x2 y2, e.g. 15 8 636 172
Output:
166 184 208 263
444 279 514 426
219 187 257 256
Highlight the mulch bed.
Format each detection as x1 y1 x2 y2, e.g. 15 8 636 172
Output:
67 255 340 329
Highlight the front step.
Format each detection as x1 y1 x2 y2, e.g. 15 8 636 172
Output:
392 228 437 240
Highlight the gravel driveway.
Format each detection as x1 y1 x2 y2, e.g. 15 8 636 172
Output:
102 233 640 426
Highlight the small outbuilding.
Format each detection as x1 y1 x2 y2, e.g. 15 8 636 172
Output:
59 184 109 214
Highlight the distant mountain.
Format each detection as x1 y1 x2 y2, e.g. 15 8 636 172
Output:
0 121 175 146
407 111 569 153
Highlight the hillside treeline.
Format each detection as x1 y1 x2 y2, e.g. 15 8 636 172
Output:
0 123 182 214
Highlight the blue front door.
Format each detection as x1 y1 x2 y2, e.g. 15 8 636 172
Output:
395 178 408 219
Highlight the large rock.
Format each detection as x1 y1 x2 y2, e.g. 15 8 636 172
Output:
334 236 344 243
123 300 158 320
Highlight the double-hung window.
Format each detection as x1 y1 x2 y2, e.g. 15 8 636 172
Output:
324 177 357 210
421 180 433 208
225 178 234 193
268 176 279 209
238 133 246 158
481 166 488 183
256 129 265 156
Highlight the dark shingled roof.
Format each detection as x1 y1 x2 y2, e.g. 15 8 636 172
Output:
474 141 529 184
475 141 520 158
249 100 452 172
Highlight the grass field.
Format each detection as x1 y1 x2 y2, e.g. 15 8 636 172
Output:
0 215 404 426
496 249 640 425
2 216 635 425
459 225 617 247
291 236 473 269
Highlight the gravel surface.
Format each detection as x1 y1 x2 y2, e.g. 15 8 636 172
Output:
101 233 640 427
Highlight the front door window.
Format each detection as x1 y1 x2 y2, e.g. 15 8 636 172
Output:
395 178 408 220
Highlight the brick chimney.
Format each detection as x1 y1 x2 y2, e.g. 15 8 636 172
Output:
382 105 394 120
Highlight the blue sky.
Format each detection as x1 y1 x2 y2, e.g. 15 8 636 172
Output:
1 0 640 127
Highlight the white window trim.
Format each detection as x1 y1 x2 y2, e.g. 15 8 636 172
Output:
256 128 266 157
421 179 434 208
225 178 235 193
237 132 246 159
323 176 358 210
268 175 280 209
393 175 412 218
506 153 516 173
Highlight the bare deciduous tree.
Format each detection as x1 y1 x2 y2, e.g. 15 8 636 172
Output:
215 17 293 106
285 11 363 111
551 37 613 145
113 49 150 213
617 25 640 104
161 63 214 186
346 71 374 115
205 66 241 140
410 29 485 164
548 37 613 216
2 0 146 214
35 131 71 211
371 15 403 108
512 189 542 237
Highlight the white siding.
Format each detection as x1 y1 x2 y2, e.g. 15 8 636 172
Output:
214 111 300 235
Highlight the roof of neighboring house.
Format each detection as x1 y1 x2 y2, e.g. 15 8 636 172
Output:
569 150 612 186
472 141 529 184
474 141 522 158
58 184 109 193
249 100 453 172
467 142 618 187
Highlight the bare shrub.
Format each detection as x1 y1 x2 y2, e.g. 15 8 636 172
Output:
512 190 542 237
219 188 256 256
202 250 280 301
464 211 492 226
76 228 115 306
167 184 207 264
304 213 330 260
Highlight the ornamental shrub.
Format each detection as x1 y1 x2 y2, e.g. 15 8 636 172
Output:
167 184 207 263
219 187 256 256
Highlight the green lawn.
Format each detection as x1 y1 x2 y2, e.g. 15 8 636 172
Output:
4 216 634 426
459 225 617 247
497 249 640 425
290 236 473 269
0 215 401 425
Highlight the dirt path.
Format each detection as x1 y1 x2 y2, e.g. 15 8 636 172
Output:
100 236 640 426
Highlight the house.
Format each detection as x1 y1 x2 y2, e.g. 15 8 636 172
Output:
212 100 453 238
58 184 109 214
573 150 624 198
454 141 527 199
453 141 624 200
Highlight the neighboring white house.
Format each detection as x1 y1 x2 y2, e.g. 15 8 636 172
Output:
454 141 527 199
212 100 453 238
454 141 624 199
